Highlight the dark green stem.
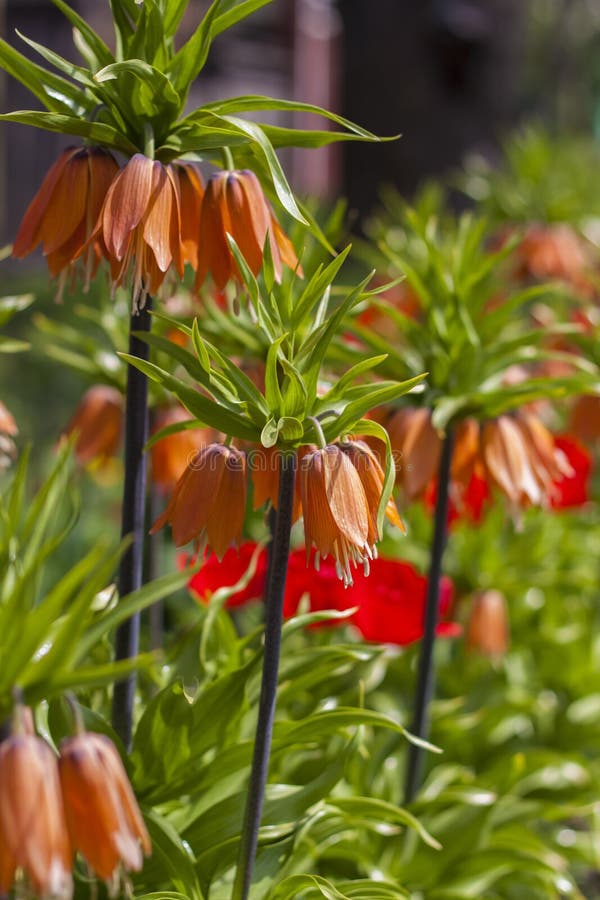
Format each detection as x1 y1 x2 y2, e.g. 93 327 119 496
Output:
232 452 297 900
111 299 152 749
404 427 454 803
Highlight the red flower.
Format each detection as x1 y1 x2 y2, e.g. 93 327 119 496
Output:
350 557 459 645
550 435 591 509
187 546 459 647
282 549 354 620
188 542 268 607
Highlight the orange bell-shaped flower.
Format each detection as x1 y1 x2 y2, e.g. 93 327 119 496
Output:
173 162 205 270
466 590 509 658
64 385 123 466
151 443 247 556
0 731 72 898
13 146 119 296
338 439 405 542
299 444 373 586
59 732 150 885
195 169 300 290
251 444 314 522
385 407 442 501
92 153 184 307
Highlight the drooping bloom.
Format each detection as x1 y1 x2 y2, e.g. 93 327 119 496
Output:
481 413 572 509
151 443 247 556
0 400 18 471
59 732 150 884
13 146 119 297
0 732 72 898
91 153 184 306
64 385 123 466
173 162 205 270
151 405 218 494
299 444 374 586
377 406 573 514
570 394 600 445
195 169 300 290
338 439 405 540
383 407 441 501
466 590 509 658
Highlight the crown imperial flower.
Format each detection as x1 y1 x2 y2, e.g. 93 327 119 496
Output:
92 153 184 307
13 146 119 297
0 731 72 898
59 731 151 885
195 169 299 290
64 385 123 467
299 443 374 586
151 443 247 556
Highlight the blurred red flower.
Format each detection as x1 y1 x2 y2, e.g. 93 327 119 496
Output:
188 542 268 607
349 557 459 645
550 435 591 509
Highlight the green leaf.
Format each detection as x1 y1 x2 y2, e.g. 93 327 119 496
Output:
203 95 384 141
355 418 397 536
163 0 190 37
167 0 222 97
212 0 275 37
0 111 138 155
0 37 90 114
119 354 259 440
142 810 205 900
323 374 427 442
95 60 181 119
219 114 307 223
51 0 114 70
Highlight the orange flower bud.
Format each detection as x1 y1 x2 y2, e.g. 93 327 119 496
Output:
59 732 150 884
466 590 509 658
64 385 123 466
151 443 247 557
0 733 72 898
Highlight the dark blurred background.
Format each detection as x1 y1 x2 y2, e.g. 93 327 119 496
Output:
2 0 600 242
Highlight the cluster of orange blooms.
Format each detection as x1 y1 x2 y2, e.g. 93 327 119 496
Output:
0 707 150 898
152 439 404 586
13 147 299 305
377 406 573 511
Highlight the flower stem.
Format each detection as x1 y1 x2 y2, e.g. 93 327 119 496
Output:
232 451 297 900
111 299 152 750
404 427 454 804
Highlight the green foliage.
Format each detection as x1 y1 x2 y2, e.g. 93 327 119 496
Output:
350 194 599 427
130 249 424 451
0 444 191 718
460 126 600 226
